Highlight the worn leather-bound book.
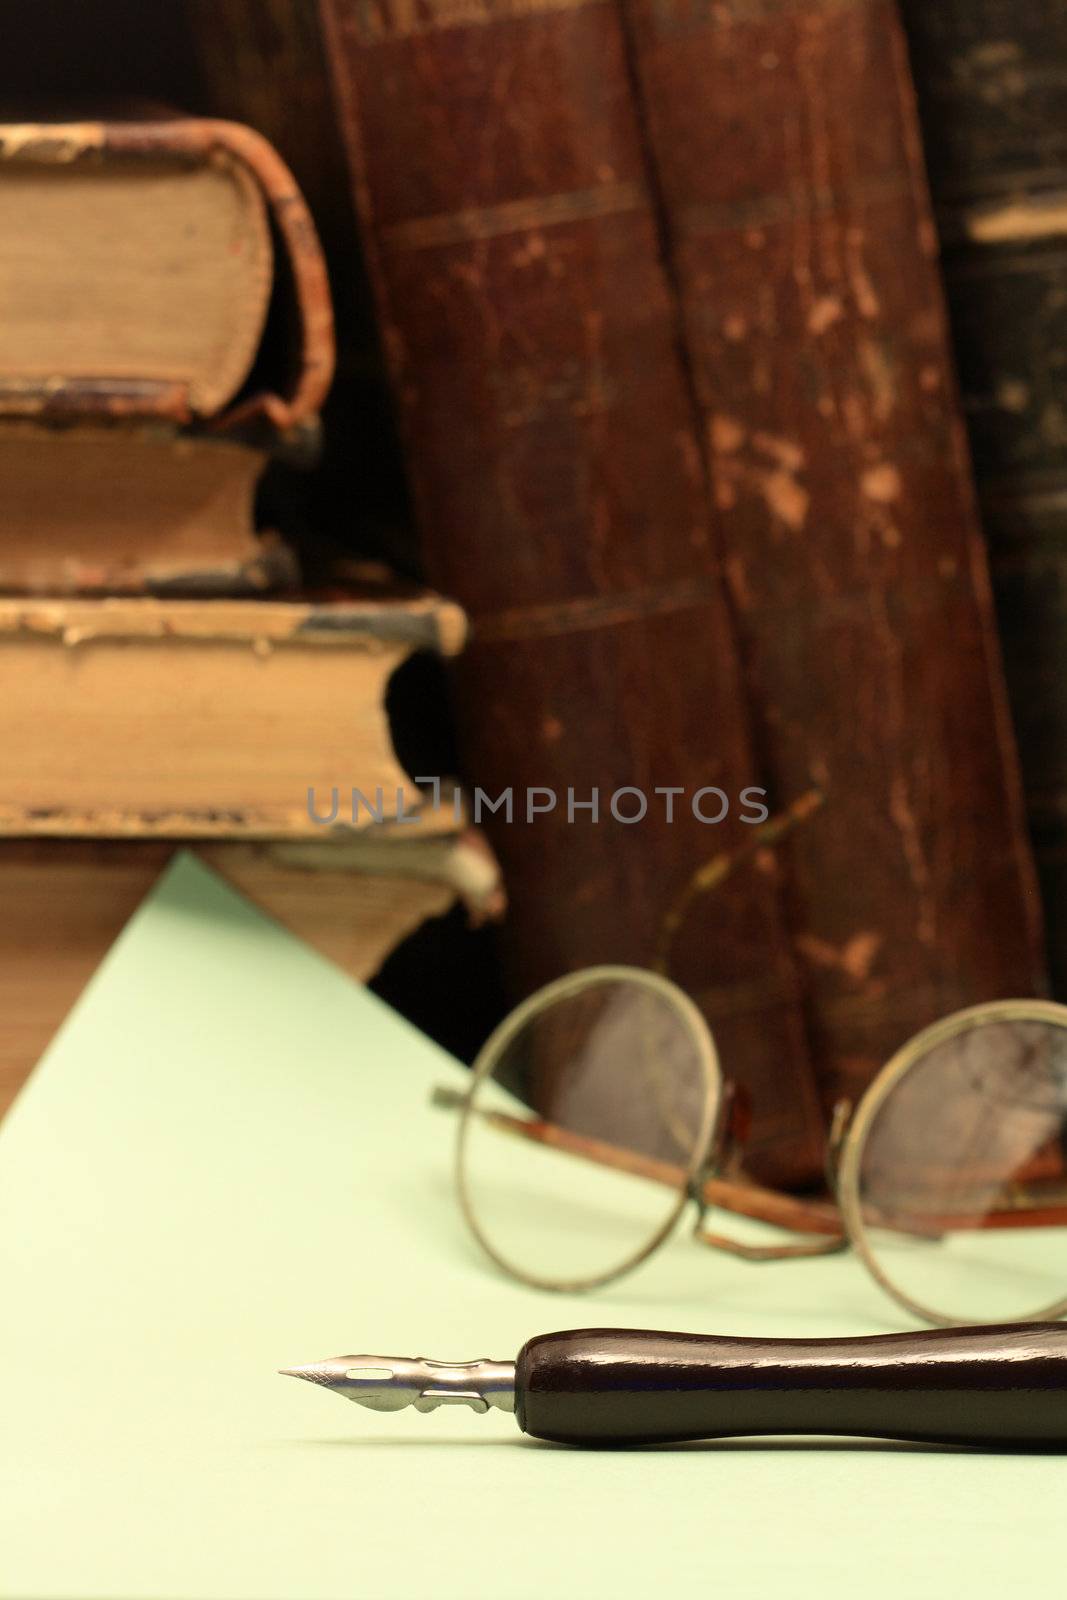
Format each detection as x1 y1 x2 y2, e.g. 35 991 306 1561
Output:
0 423 295 596
897 0 1067 993
615 0 1048 1108
0 591 464 838
318 0 829 1184
0 112 334 433
0 829 504 1121
0 111 336 594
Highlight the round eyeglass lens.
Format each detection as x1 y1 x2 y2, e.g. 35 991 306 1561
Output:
458 971 718 1290
852 1011 1067 1323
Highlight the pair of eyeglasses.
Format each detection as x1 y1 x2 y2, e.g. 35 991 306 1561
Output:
434 966 1067 1326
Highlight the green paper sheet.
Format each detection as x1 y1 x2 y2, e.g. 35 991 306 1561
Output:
1 853 1063 1599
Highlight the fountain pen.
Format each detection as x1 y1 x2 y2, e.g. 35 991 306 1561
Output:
282 1322 1067 1447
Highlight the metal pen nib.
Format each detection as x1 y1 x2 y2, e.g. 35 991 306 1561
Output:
280 1353 516 1416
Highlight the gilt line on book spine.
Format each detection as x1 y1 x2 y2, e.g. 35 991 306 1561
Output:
381 182 647 250
672 170 912 240
340 0 604 43
341 0 871 43
473 577 754 642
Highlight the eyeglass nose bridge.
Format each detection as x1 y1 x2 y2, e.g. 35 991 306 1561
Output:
688 1085 857 1207
685 1077 850 1260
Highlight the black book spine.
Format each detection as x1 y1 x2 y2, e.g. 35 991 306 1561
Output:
899 0 1067 988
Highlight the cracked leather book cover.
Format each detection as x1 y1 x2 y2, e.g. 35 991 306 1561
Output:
622 0 1047 1108
896 0 1067 996
317 0 1044 1174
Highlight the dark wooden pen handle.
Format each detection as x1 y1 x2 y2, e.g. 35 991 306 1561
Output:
515 1324 1067 1446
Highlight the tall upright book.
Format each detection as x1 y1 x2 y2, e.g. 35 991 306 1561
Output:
897 0 1067 993
316 0 825 1184
617 0 1047 1107
317 0 1046 1170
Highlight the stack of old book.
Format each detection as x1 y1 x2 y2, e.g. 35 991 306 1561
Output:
0 108 501 1116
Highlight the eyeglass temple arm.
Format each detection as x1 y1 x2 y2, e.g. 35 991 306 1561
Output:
433 1084 1067 1238
431 1083 843 1239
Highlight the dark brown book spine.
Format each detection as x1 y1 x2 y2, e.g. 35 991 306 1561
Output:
621 0 1047 1108
318 0 826 1183
896 0 1067 997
